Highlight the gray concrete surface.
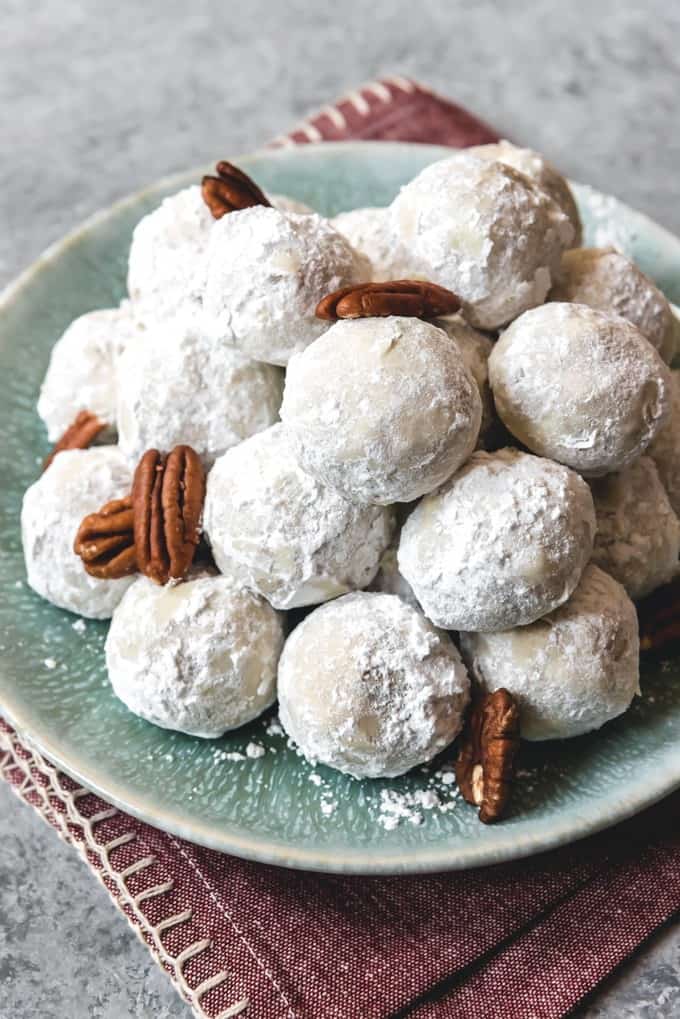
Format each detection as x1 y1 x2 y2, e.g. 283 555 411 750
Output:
1 0 679 1015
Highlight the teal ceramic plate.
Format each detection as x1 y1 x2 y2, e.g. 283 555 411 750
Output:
1 142 679 875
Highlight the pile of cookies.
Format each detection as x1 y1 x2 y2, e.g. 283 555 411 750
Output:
22 143 680 822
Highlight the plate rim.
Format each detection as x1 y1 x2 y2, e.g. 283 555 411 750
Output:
2 139 680 875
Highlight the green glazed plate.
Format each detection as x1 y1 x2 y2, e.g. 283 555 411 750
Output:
1 142 679 874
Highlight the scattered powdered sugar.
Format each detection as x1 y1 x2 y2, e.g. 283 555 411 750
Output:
72 618 87 635
217 750 247 762
246 742 265 759
319 795 337 817
265 717 285 738
375 766 462 830
43 658 57 670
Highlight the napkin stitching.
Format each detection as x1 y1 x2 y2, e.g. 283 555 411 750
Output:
170 834 299 1019
51 769 248 1019
0 725 249 1019
270 74 418 147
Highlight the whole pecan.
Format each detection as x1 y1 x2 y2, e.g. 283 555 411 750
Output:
455 688 520 824
315 280 461 321
132 445 205 585
201 160 271 219
43 410 106 472
73 496 137 580
637 577 680 652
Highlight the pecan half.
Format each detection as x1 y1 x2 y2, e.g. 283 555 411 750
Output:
73 496 137 580
455 688 520 824
201 161 271 219
315 280 461 321
637 577 680 652
43 410 106 472
132 445 205 585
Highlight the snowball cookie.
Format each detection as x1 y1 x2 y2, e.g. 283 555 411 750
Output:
278 592 470 778
201 207 370 366
460 564 640 741
433 316 496 444
589 457 680 600
281 317 482 505
389 153 573 330
117 317 283 469
330 207 413 282
269 193 315 215
127 185 214 317
106 573 284 738
648 370 680 517
550 248 677 363
489 303 671 476
37 304 144 441
203 424 394 609
465 139 582 247
399 449 596 632
21 447 134 619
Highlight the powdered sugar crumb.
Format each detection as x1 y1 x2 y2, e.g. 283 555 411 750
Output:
44 658 57 670
72 618 87 634
246 742 266 759
265 717 285 737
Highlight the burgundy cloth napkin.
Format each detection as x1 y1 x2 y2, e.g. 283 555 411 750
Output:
2 77 680 1019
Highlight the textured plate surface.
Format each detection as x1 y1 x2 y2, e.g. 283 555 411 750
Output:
1 141 680 875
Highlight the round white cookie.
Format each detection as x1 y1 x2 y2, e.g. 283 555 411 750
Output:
330 207 412 281
21 446 134 619
648 369 680 518
489 303 671 475
127 185 213 317
460 564 640 741
106 573 284 737
433 316 496 445
201 207 370 366
465 139 582 246
389 153 573 329
278 592 470 778
281 316 482 505
399 449 596 631
589 457 680 600
117 318 283 468
203 424 394 609
37 303 146 441
550 248 678 363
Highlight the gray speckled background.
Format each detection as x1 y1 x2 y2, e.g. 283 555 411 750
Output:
1 0 679 1015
